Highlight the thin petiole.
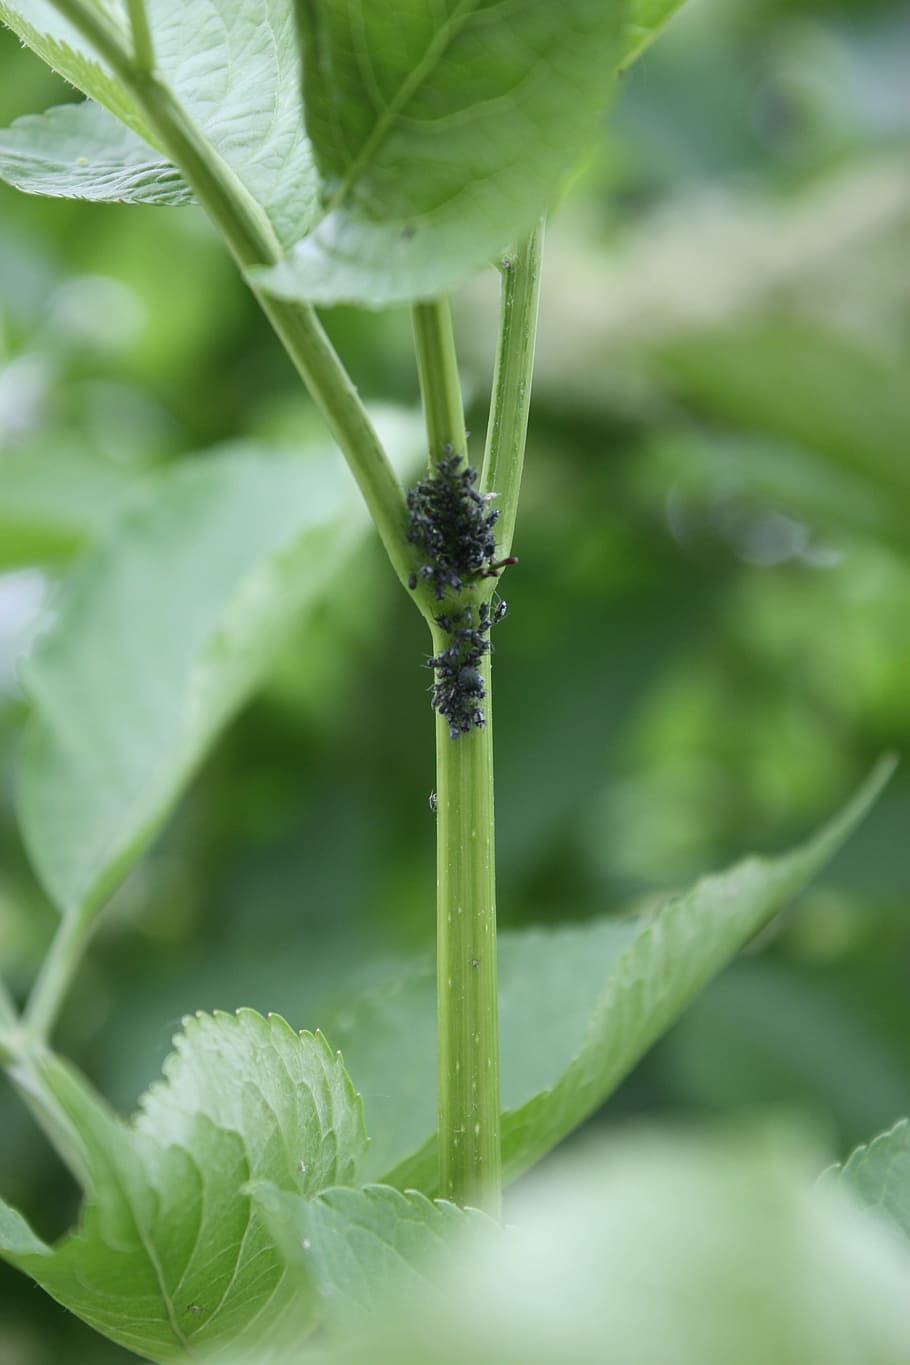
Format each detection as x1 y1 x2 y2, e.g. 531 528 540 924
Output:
23 912 96 1043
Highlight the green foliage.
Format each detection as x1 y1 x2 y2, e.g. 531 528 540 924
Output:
834 1120 910 1243
0 0 319 246
319 761 894 1192
0 444 145 568
17 431 417 922
0 102 192 205
310 1132 910 1365
0 0 907 1359
0 0 147 134
0 1011 367 1359
258 0 626 305
661 322 910 501
622 0 688 67
253 1182 492 1323
324 919 638 1183
0 1 693 302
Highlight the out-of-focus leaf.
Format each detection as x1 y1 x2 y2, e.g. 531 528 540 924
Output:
0 102 192 205
660 323 910 503
0 1011 366 1360
255 0 625 306
18 420 420 924
834 1120 910 1242
319 762 894 1193
622 0 688 68
647 430 910 559
0 445 146 566
666 963 910 1150
316 1131 910 1365
0 0 318 245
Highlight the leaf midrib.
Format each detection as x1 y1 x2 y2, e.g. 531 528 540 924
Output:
102 1146 195 1355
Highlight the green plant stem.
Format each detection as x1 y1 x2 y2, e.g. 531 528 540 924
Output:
259 298 419 592
125 0 154 75
3 1043 93 1187
433 641 501 1215
413 299 501 1213
46 0 132 77
48 0 414 595
412 299 468 462
481 221 545 558
24 912 96 1042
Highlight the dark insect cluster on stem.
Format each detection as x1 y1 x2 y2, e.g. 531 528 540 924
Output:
406 448 501 600
405 450 513 740
429 598 507 740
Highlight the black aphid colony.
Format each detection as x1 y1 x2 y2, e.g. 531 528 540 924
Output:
406 448 500 599
429 600 500 740
406 451 513 740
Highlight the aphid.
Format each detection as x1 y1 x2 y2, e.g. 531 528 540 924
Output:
457 665 484 695
429 790 438 814
187 1304 205 1315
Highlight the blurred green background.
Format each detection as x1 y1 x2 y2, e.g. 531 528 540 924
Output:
1 0 909 1357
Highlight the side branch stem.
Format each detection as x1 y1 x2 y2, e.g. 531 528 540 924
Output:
481 221 545 558
24 912 97 1042
412 299 468 463
126 0 154 74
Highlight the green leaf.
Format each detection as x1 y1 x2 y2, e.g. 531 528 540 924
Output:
320 760 894 1194
621 0 688 68
0 1 146 136
646 429 910 561
834 1120 910 1243
0 1010 367 1360
317 1130 910 1365
0 0 318 245
18 422 420 923
255 0 626 307
0 443 146 567
0 101 192 205
253 1182 492 1324
659 323 910 502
